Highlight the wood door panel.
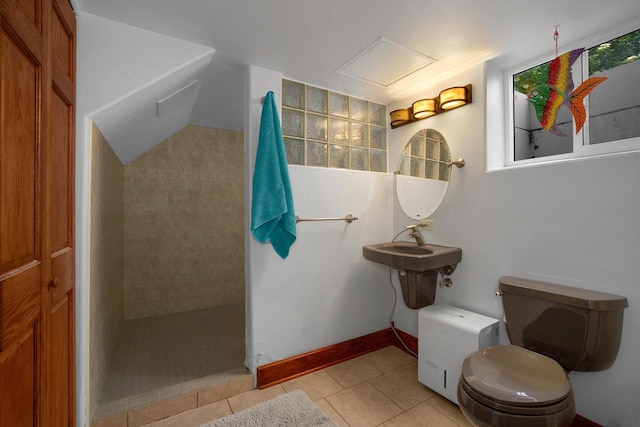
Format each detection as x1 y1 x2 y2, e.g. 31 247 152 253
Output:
49 88 73 253
50 0 73 80
0 327 38 426
1 0 44 57
0 264 40 350
0 24 41 274
14 0 40 27
46 296 71 426
52 61 73 98
50 247 71 306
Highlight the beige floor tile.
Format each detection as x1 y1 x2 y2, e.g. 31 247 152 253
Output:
141 420 164 427
197 371 254 406
325 356 382 388
361 346 416 373
315 399 350 427
281 369 344 401
325 382 403 427
163 400 231 427
382 401 460 427
91 412 127 427
128 392 198 427
226 384 285 413
426 395 473 426
369 364 435 410
142 418 166 427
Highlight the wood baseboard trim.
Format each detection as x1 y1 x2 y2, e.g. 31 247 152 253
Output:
257 326 422 389
571 415 602 427
257 329 394 388
391 323 419 356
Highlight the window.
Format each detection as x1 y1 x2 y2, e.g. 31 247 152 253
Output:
508 25 640 164
281 79 387 172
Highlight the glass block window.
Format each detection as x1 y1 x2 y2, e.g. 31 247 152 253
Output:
282 79 387 172
398 129 451 181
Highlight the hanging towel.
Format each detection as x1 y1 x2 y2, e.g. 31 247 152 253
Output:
251 91 297 258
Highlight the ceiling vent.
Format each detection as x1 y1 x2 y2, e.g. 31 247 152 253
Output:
336 38 435 87
156 80 199 117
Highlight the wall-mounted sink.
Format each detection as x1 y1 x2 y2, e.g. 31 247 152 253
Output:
362 241 462 309
362 242 461 273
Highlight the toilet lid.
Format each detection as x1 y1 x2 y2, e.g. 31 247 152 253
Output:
461 345 572 406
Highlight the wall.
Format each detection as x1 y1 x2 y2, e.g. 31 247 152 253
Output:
244 66 395 373
590 59 640 143
123 125 244 319
88 122 124 418
390 64 640 426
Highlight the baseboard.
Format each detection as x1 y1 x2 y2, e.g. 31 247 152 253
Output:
571 415 602 427
391 323 419 356
257 328 394 388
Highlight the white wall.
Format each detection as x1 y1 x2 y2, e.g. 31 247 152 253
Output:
390 64 640 426
244 66 395 372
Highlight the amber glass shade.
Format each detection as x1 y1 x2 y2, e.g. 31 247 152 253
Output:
390 108 410 127
389 84 471 129
439 86 471 110
412 99 437 119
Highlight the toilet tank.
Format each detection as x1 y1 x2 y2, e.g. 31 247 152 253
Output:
499 276 629 371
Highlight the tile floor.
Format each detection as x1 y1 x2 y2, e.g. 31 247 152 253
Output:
94 304 246 421
133 346 472 427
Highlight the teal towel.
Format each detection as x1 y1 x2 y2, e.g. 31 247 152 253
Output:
251 91 297 258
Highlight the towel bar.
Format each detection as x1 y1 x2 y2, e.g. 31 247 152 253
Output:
295 214 358 223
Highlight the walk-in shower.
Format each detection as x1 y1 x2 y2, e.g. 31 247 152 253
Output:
89 124 246 420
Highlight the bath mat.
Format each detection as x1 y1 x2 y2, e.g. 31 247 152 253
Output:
200 389 339 427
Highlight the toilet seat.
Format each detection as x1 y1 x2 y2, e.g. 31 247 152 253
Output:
458 346 576 426
461 345 572 408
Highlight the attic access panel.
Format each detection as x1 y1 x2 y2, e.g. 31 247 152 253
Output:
336 37 435 87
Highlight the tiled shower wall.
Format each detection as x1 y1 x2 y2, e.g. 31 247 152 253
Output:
89 122 125 416
123 125 244 319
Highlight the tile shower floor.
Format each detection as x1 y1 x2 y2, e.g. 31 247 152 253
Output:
94 304 246 421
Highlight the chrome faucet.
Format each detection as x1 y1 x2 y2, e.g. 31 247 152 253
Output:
406 225 427 246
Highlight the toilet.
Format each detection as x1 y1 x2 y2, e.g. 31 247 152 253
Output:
457 276 628 427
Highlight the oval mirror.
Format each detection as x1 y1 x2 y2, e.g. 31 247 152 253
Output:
396 129 452 219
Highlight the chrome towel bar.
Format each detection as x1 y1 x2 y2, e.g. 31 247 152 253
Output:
295 213 358 223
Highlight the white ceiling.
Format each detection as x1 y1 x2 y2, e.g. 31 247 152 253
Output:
71 0 640 160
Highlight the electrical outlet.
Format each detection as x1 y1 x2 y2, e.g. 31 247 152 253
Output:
419 219 434 230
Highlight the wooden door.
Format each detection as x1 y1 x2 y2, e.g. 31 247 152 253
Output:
42 0 75 424
0 0 75 425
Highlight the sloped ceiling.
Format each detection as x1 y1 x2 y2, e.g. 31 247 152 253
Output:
73 0 640 161
77 13 215 163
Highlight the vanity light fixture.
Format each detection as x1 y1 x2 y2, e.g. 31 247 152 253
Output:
439 85 471 110
412 98 438 119
390 108 411 127
390 84 472 129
